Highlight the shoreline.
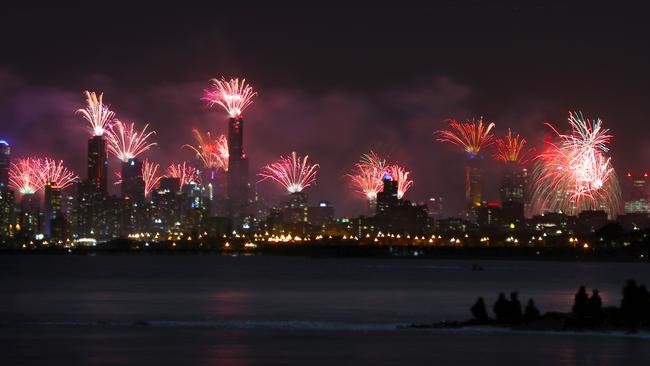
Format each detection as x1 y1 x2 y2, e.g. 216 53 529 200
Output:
0 243 648 263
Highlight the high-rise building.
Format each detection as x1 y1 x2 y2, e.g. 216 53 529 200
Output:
623 172 649 214
0 139 10 188
121 159 145 203
150 177 183 233
0 187 14 241
87 135 108 195
204 167 228 216
500 163 527 224
465 157 483 215
227 117 250 226
43 182 63 237
281 192 309 224
307 201 335 227
375 174 430 235
500 164 527 203
17 193 39 239
376 173 398 215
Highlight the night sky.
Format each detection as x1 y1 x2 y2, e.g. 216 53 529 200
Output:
1 2 649 216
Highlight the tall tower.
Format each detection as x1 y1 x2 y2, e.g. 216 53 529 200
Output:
466 157 483 208
500 162 527 225
121 158 145 203
87 135 108 195
376 173 399 215
43 182 63 237
204 77 256 227
0 139 10 188
227 117 250 224
120 158 145 234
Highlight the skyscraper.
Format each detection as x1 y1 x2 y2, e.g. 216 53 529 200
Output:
121 158 145 203
0 139 10 188
376 173 399 215
43 182 62 237
227 117 250 225
0 187 14 241
120 158 145 234
623 172 649 214
499 163 527 225
87 135 108 195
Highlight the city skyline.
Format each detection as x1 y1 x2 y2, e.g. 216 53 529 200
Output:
2 3 650 217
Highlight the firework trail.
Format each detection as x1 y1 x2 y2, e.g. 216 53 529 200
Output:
388 164 414 199
359 151 387 171
259 152 319 193
8 158 43 194
348 151 388 200
106 120 157 162
38 158 78 189
76 91 115 136
142 159 161 197
434 117 495 157
204 78 257 118
183 129 229 171
494 129 535 164
529 112 621 218
166 162 201 187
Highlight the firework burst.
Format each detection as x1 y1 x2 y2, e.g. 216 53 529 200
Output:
106 120 157 162
259 152 319 193
166 162 201 187
38 158 78 189
76 91 115 136
435 117 495 157
8 158 43 194
388 164 414 199
204 78 257 118
494 129 535 164
347 151 388 200
183 129 229 171
529 112 621 218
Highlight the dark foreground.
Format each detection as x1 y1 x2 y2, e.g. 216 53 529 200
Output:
1 256 649 365
2 325 650 366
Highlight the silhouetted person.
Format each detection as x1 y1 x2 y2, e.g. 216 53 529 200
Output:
509 292 523 322
471 297 489 322
587 289 602 321
524 299 540 321
572 286 589 317
639 285 650 324
493 293 509 321
621 279 640 324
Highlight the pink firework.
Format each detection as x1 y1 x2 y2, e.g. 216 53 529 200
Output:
76 91 115 136
348 165 386 200
142 159 162 197
530 112 621 218
106 120 157 162
166 162 201 187
38 158 78 189
348 151 388 200
204 78 257 118
183 129 229 171
259 152 319 193
387 164 414 199
8 158 44 194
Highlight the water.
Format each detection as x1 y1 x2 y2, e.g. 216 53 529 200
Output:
1 255 649 365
